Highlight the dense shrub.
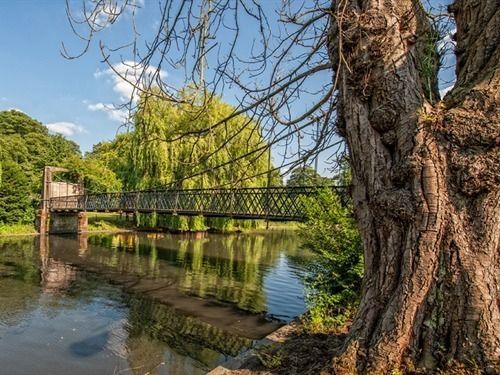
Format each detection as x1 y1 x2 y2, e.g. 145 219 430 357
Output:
0 161 34 224
300 188 363 330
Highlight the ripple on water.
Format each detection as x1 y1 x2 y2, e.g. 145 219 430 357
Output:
0 231 312 374
264 254 308 320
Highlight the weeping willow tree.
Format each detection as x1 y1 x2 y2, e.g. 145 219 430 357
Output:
129 89 275 190
125 89 280 230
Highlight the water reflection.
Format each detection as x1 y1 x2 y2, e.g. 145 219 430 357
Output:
0 231 313 374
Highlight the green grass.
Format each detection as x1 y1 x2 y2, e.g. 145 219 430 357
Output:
87 213 135 232
261 221 300 230
0 215 298 236
0 223 37 235
256 344 283 369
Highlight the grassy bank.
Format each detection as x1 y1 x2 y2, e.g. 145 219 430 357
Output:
87 212 136 232
133 212 300 233
0 214 299 236
0 223 37 235
0 214 134 236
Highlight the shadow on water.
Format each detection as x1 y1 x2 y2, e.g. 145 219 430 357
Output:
70 331 110 357
0 231 314 374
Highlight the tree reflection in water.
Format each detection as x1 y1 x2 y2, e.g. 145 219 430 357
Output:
0 231 312 374
85 231 309 315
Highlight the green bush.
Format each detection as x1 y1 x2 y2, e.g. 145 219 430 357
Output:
0 110 82 225
206 217 234 232
190 215 207 231
135 212 158 228
0 161 34 224
0 223 36 235
300 188 363 330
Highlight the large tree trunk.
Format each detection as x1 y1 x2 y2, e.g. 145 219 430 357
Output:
329 0 500 373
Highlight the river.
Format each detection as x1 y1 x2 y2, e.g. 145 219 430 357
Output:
0 230 314 374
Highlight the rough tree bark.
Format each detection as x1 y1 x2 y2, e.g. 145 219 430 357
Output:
329 0 499 373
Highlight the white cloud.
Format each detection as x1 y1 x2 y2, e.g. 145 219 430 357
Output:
89 59 167 123
440 83 455 98
7 107 26 114
87 102 129 123
93 60 167 103
438 28 456 51
46 122 86 136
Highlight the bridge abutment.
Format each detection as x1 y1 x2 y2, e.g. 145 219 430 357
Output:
38 211 88 235
49 212 88 234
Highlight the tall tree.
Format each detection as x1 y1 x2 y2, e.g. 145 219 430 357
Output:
129 90 273 189
67 1 499 372
0 110 82 224
0 161 33 224
86 133 135 189
329 2 499 372
287 166 331 187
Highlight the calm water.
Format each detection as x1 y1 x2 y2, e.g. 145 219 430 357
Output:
0 231 313 374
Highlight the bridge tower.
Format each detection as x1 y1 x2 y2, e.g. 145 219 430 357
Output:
36 166 88 234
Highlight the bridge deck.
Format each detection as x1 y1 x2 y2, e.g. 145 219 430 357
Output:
49 186 344 221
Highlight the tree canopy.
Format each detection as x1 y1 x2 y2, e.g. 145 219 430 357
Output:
88 90 281 191
0 110 81 224
130 90 278 189
286 166 332 187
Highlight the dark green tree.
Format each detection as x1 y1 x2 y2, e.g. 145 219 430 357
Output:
0 110 82 224
287 166 331 187
0 161 34 223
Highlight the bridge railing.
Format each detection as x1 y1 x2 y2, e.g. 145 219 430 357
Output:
49 186 346 221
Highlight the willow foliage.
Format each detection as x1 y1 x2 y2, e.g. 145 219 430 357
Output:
85 91 280 231
129 90 273 189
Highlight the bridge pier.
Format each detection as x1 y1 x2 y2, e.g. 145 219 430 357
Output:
36 209 50 235
38 211 88 235
50 212 88 234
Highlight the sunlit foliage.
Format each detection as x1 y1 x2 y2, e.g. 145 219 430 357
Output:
0 110 81 224
89 90 281 231
300 186 363 330
129 89 275 189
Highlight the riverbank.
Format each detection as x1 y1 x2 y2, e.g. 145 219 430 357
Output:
209 318 347 375
0 213 300 237
0 223 37 236
0 214 133 236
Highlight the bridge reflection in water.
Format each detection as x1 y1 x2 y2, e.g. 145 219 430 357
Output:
0 231 313 374
48 186 345 221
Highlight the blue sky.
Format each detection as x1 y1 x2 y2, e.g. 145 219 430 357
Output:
0 0 336 175
0 0 455 177
0 1 146 152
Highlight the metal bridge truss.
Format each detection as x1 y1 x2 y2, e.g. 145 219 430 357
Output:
49 186 345 221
